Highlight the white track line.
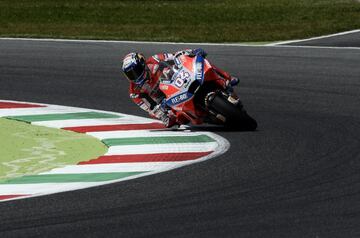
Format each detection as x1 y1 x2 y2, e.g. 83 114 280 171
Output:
32 117 154 128
0 182 104 195
1 29 359 49
268 29 360 46
88 129 207 140
107 142 218 155
269 45 360 50
0 99 128 118
40 162 190 174
0 106 92 117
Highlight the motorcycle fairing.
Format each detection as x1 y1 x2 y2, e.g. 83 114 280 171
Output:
159 55 216 124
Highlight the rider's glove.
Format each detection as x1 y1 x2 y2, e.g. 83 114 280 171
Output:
150 103 178 128
191 48 207 58
149 104 166 119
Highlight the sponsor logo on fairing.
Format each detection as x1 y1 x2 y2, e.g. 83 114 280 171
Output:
171 93 188 104
195 56 204 83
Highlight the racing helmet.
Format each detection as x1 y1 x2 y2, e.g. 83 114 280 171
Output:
122 52 148 85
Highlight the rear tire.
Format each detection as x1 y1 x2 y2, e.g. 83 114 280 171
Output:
209 93 257 131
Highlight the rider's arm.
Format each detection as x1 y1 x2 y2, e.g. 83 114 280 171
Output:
129 82 155 114
129 92 152 114
150 53 176 64
129 85 176 126
130 92 166 121
149 48 206 65
132 93 176 127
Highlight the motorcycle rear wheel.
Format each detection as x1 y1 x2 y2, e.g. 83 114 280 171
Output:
209 93 257 131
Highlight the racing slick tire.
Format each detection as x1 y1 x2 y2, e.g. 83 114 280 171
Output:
209 93 257 131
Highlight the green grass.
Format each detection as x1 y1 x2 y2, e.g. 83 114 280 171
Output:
0 118 107 180
0 0 359 42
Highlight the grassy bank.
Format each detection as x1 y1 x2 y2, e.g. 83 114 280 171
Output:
0 0 359 42
0 118 107 180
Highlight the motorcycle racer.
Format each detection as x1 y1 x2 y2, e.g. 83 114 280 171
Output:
121 48 239 128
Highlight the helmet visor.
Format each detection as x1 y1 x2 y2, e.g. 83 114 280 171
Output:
124 63 145 83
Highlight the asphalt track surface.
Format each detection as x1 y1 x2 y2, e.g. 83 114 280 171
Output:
0 39 359 238
285 30 360 47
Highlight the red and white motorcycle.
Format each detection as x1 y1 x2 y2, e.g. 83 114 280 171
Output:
158 53 257 130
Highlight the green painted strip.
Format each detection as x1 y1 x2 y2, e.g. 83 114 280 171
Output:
6 112 121 122
0 172 145 184
102 135 215 147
